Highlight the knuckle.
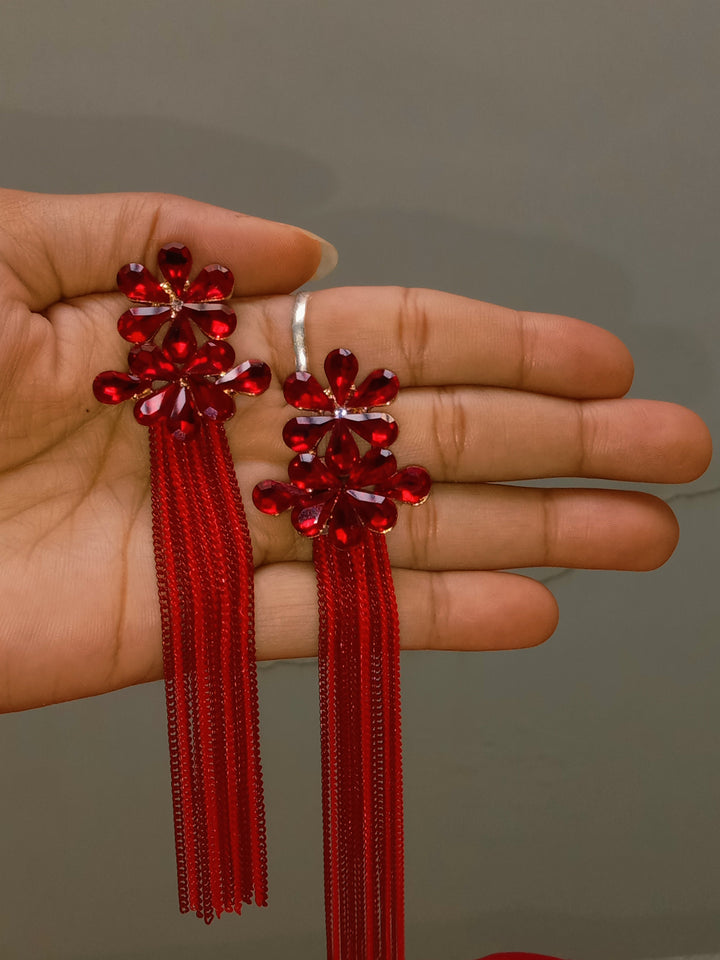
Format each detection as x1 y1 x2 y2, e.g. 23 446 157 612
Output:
540 491 560 566
430 386 467 477
253 515 306 566
574 402 596 476
426 571 451 645
258 295 293 378
404 492 439 569
394 286 431 382
514 309 532 389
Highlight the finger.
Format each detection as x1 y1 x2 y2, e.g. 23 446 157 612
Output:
0 189 336 309
235 388 711 486
388 390 711 484
253 486 680 572
254 564 559 658
249 287 635 398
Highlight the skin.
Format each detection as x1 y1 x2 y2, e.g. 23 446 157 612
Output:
0 189 712 712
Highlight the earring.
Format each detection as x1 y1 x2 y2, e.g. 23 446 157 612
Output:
93 243 269 923
253 293 431 960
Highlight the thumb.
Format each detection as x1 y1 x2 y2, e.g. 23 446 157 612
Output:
0 189 337 310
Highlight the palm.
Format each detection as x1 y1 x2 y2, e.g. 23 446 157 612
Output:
0 190 711 712
0 292 205 706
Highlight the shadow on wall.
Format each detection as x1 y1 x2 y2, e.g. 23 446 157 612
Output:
0 109 336 222
304 207 712 404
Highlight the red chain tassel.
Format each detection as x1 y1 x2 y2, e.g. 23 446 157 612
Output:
253 345 431 955
149 421 267 922
315 530 405 960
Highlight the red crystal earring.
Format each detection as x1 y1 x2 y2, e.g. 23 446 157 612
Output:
93 243 270 922
253 293 431 960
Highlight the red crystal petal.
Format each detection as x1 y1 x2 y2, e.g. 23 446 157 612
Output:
185 339 236 376
192 381 236 422
324 348 358 405
185 264 234 302
291 492 337 538
326 493 364 548
93 371 146 405
117 263 170 303
157 243 192 296
348 490 398 533
134 383 177 424
162 315 198 364
166 385 198 441
252 480 300 516
288 453 339 492
217 360 271 396
282 416 332 452
117 305 171 343
283 371 334 412
182 303 236 339
346 412 398 447
349 447 397 486
381 465 432 504
350 368 400 408
128 343 177 380
326 422 360 475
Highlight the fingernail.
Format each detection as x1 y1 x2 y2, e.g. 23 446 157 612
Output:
299 229 339 281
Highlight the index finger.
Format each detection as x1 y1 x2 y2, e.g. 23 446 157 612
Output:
0 189 336 310
251 286 635 399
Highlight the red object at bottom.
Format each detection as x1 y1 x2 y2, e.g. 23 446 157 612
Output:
478 954 569 959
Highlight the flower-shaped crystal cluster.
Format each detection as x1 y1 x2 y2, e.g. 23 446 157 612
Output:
253 349 430 548
282 348 399 455
93 243 270 441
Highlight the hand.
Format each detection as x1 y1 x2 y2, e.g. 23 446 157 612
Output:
0 190 711 711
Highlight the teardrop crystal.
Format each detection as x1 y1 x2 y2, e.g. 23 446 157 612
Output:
185 340 236 376
282 416 332 452
346 413 398 447
193 381 236 422
326 422 360 475
217 360 271 396
93 371 145 405
350 368 399 408
162 316 198 364
185 264 234 301
288 453 338 492
284 371 334 412
252 479 299 516
117 305 171 343
324 348 358 405
182 303 236 339
117 263 170 303
157 243 192 296
381 466 431 504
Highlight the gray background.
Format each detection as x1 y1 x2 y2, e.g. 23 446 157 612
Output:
0 2 718 958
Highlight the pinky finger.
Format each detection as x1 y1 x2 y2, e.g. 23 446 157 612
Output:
254 564 559 659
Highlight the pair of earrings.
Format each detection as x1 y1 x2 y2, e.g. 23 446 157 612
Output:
93 243 430 960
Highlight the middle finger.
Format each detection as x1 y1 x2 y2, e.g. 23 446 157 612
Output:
245 388 708 484
390 388 706 483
